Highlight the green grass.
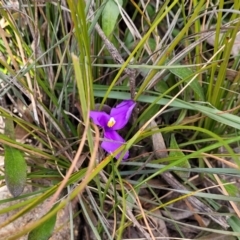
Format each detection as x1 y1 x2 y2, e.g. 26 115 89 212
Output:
1 0 240 239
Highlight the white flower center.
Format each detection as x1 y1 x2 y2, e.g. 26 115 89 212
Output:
107 117 116 127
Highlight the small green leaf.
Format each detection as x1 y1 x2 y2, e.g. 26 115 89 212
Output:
170 67 205 101
28 213 57 240
154 80 169 93
169 134 190 179
227 216 240 240
4 118 27 197
102 0 122 37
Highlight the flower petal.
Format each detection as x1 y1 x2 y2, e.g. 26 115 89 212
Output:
110 100 136 130
90 111 110 128
101 131 129 160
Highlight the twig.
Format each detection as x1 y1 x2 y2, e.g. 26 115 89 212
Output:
88 4 136 100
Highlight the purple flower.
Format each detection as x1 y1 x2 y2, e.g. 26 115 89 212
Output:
90 100 136 160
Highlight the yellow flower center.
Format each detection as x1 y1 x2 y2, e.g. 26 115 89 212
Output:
107 117 116 128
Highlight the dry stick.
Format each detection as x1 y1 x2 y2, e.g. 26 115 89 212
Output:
93 22 136 100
